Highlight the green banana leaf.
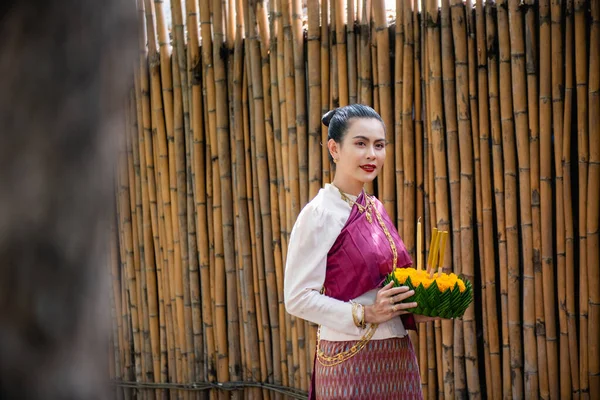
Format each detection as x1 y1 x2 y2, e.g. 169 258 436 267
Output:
384 270 474 318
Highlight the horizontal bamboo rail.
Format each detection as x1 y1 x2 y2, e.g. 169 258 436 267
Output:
110 1 600 399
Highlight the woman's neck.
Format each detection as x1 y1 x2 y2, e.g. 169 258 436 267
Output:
331 178 364 197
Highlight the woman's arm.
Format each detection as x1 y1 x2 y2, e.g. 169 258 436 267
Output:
284 203 366 335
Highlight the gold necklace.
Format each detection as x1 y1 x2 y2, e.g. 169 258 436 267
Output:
335 184 398 270
336 186 373 223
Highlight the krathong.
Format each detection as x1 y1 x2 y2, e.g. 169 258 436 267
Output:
384 221 473 318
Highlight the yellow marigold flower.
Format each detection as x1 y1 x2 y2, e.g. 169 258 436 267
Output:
394 268 411 284
391 268 467 293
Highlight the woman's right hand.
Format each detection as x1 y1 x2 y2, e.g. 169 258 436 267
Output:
363 281 417 324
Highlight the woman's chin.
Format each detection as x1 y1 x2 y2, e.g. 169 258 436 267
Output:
358 174 378 184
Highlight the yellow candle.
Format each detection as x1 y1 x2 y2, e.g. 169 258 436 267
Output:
416 218 422 270
429 231 442 277
427 228 439 273
437 231 448 273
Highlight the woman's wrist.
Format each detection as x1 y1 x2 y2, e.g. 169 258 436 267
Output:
363 304 374 324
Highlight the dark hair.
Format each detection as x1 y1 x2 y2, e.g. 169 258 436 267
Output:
322 104 385 143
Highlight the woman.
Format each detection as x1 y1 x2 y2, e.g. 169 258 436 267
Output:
284 105 432 399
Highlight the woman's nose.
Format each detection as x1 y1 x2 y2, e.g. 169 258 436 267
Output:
367 145 376 158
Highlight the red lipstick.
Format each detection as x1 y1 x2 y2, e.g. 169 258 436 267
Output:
360 164 376 172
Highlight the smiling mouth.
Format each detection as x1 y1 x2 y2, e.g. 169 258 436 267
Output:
360 165 376 172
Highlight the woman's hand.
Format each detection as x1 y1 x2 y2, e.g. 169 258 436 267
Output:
364 281 417 324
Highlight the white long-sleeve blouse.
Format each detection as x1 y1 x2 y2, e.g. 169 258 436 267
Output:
284 183 407 341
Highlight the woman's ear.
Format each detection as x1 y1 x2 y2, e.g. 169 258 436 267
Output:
327 138 338 162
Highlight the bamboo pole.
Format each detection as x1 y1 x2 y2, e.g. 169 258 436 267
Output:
246 30 267 395
308 0 322 199
122 268 136 397
485 2 511 397
275 0 295 388
429 5 446 397
475 2 501 398
416 18 428 400
370 12 380 188
110 217 126 393
321 0 332 185
138 0 178 391
574 0 589 395
527 0 548 396
587 2 600 397
198 0 229 392
359 0 372 107
248 0 281 389
551 0 573 396
331 0 340 112
394 0 404 235
158 2 197 392
256 1 285 392
497 2 524 397
126 91 152 393
180 3 206 391
268 0 290 386
347 0 357 105
234 3 262 395
188 0 218 391
134 68 165 395
426 1 454 397
118 121 144 388
257 0 287 389
450 1 480 396
563 1 580 395
441 0 461 284
172 0 191 148
281 0 305 390
401 0 413 258
465 4 490 399
108 259 122 399
212 0 243 393
291 0 309 208
413 0 422 266
137 64 171 398
406 2 420 364
421 2 434 397
445 1 465 395
373 0 396 222
146 0 187 391
129 94 155 394
335 0 349 106
172 43 199 394
507 0 539 397
412 2 426 393
537 0 557 397
173 0 204 390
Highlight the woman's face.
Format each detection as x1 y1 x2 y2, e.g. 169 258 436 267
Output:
328 118 386 187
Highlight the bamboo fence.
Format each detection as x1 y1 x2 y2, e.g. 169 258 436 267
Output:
110 1 600 399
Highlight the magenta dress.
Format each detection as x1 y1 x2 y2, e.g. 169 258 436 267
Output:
310 192 422 399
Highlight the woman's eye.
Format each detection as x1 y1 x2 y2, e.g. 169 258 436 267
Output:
375 143 385 149
356 141 365 146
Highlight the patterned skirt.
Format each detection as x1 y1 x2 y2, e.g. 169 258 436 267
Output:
314 336 422 400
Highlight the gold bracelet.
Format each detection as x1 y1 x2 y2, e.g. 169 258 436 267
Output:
350 301 362 328
358 303 366 329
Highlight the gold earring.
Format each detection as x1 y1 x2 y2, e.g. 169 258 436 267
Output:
333 158 338 164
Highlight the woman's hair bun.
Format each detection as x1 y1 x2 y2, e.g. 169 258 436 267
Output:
321 109 337 127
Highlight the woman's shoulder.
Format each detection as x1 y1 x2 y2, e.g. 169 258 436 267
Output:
294 184 350 229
